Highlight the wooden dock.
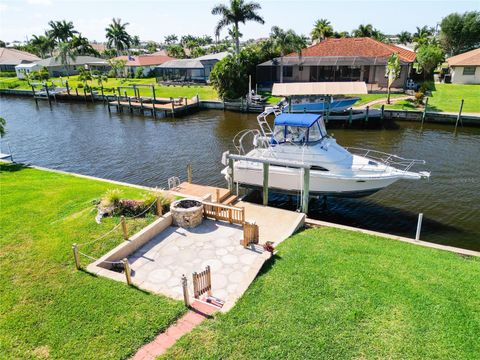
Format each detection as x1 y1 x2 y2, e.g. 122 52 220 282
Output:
108 96 200 118
170 182 237 205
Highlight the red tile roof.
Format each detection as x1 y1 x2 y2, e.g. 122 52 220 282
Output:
288 37 416 63
114 54 176 66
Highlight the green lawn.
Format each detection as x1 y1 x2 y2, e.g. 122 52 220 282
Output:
0 76 218 100
0 163 185 359
427 83 480 113
162 227 480 360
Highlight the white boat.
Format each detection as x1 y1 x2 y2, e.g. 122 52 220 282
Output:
221 108 430 197
279 96 360 113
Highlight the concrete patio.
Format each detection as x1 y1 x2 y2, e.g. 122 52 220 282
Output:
127 219 265 303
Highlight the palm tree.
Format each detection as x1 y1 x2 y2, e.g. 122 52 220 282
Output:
105 18 132 56
70 34 98 56
310 19 333 43
397 31 412 45
56 42 76 78
211 0 264 54
385 53 401 104
413 26 433 50
270 26 306 83
48 20 77 43
29 34 55 58
164 34 178 45
352 24 374 37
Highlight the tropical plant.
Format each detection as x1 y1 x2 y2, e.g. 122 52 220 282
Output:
92 70 108 87
164 34 178 45
47 20 77 43
70 34 98 56
440 11 480 56
146 41 157 53
135 66 145 78
107 58 127 78
270 26 306 83
385 53 401 104
190 46 207 58
0 117 6 138
31 67 50 81
77 67 92 88
352 24 375 37
333 31 350 39
310 19 333 43
56 42 76 78
101 189 123 207
131 35 141 47
166 44 186 58
416 44 444 80
397 31 412 45
413 26 434 50
211 0 264 54
105 18 131 56
29 34 55 58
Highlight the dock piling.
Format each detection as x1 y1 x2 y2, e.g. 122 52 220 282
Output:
66 80 70 95
454 99 464 133
415 213 423 241
302 168 310 214
365 106 369 123
262 163 269 206
421 97 428 126
187 164 192 183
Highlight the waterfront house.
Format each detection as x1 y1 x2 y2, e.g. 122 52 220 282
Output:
113 54 176 77
256 38 416 90
0 47 40 72
156 51 229 82
446 48 480 84
15 55 108 78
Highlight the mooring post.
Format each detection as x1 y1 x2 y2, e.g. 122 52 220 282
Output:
156 197 163 216
228 158 235 192
31 85 38 105
348 108 353 125
171 100 175 118
152 85 156 102
121 216 128 240
116 93 121 112
44 84 52 107
75 88 79 96
381 104 385 121
365 106 369 122
187 163 192 183
127 94 132 113
181 274 190 307
454 99 464 132
422 97 428 126
216 188 220 203
83 87 87 103
66 80 70 95
196 94 199 107
90 87 94 103
263 162 269 206
101 86 105 104
72 243 80 270
140 97 144 114
415 213 423 241
123 258 132 285
302 167 310 214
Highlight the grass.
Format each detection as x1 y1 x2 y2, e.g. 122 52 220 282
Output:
0 163 185 359
0 76 218 100
161 227 480 360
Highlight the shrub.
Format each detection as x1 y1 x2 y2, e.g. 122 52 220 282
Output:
0 71 17 78
101 189 123 207
77 83 83 88
142 191 174 214
414 91 425 105
117 199 147 217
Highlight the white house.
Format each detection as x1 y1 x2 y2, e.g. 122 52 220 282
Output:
447 48 480 84
15 62 41 79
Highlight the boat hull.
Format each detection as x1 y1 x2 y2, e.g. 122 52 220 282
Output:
226 163 401 198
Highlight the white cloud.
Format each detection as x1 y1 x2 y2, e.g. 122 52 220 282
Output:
0 4 8 12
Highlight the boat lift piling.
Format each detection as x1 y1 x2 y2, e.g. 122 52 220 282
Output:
454 99 464 133
227 153 312 213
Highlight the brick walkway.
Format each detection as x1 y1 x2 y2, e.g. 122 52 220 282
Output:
131 301 218 360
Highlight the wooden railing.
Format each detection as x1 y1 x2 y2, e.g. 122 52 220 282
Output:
193 266 212 299
203 201 245 225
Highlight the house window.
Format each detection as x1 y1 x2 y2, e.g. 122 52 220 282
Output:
463 67 476 75
299 65 304 72
283 66 293 77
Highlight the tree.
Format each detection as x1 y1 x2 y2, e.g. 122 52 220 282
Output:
333 31 350 39
146 41 158 53
166 44 186 58
105 18 131 56
70 34 98 56
412 26 434 50
77 67 92 88
56 42 76 78
29 34 55 58
310 19 333 43
0 117 6 138
397 31 412 45
0 40 5 47
131 35 141 47
211 0 264 54
440 11 480 56
107 58 127 78
416 44 444 80
352 24 374 37
270 26 305 83
47 20 77 43
164 34 178 45
385 53 401 104
92 70 108 87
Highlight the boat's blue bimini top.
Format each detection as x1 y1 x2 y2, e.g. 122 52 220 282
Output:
274 113 322 127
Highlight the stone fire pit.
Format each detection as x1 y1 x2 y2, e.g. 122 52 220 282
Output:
170 199 204 228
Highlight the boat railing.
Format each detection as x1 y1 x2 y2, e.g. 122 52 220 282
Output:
233 129 263 155
345 147 426 173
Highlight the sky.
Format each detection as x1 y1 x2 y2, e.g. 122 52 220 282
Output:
0 0 478 43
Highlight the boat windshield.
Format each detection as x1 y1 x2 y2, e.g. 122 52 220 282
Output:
272 119 327 144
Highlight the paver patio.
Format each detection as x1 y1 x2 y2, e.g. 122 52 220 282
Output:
128 219 263 302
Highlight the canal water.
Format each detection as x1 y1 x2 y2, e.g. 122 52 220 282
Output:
1 96 479 251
